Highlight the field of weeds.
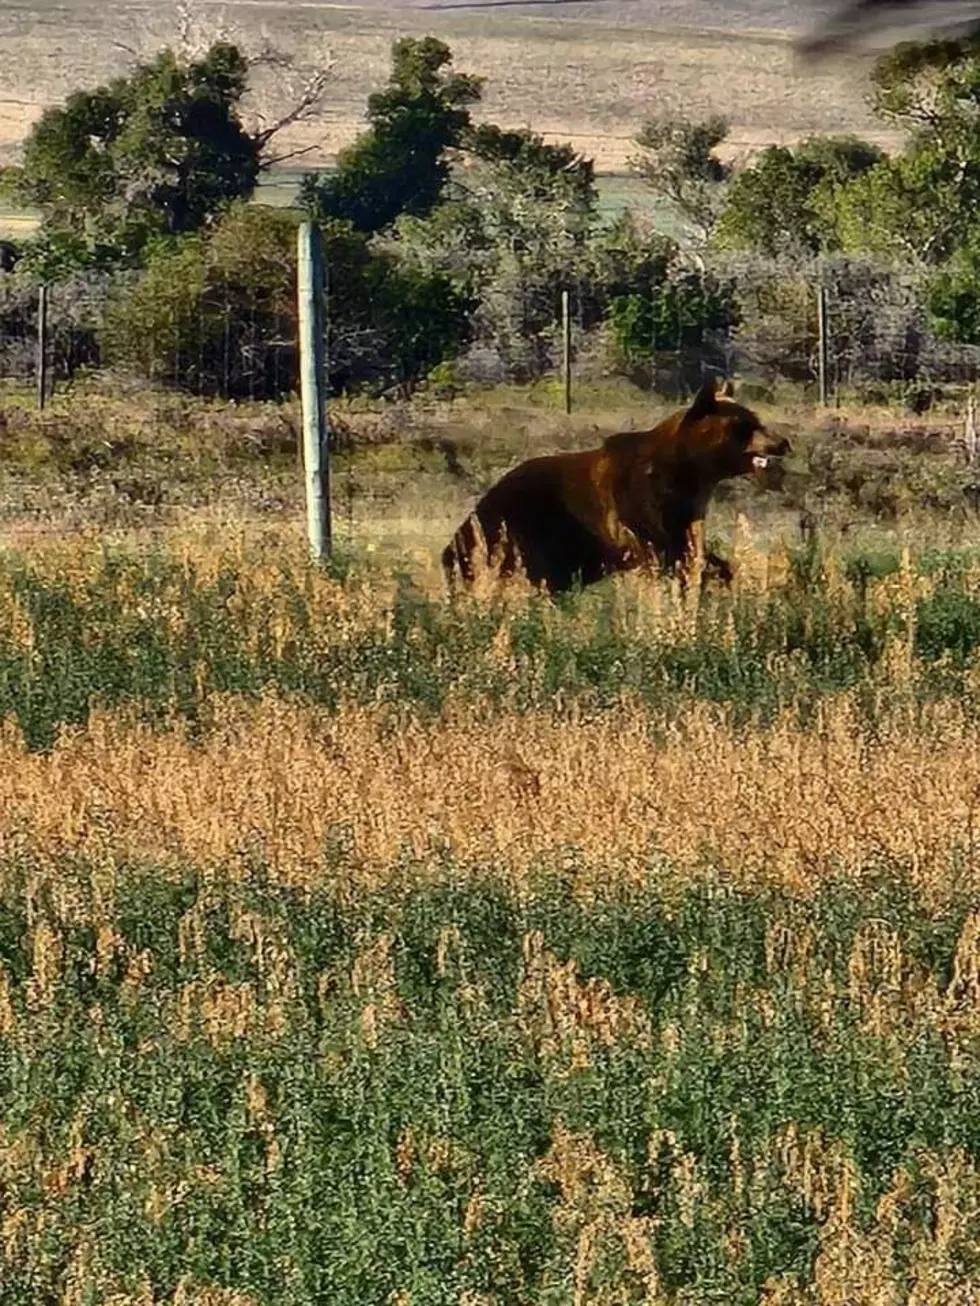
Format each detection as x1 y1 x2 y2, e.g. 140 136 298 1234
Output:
3 508 980 1302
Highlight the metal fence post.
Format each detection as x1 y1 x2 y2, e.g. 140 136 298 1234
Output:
36 283 48 411
562 288 572 415
817 280 829 408
297 221 330 560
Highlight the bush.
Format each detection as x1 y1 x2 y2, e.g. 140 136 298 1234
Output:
605 269 740 391
103 205 473 400
103 205 298 400
929 232 980 345
0 266 107 382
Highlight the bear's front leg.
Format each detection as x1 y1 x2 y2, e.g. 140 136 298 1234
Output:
678 519 734 591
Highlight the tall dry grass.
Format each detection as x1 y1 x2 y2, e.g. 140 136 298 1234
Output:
0 530 979 899
2 689 980 902
1 534 980 1302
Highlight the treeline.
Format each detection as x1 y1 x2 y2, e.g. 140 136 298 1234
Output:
3 33 980 400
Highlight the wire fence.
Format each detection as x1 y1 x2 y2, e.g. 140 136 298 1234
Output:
2 252 980 411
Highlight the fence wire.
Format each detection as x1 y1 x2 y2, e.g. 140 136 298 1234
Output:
2 253 979 408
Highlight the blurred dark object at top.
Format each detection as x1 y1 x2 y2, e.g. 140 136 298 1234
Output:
798 1 980 57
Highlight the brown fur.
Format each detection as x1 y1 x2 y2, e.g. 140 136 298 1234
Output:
442 378 790 596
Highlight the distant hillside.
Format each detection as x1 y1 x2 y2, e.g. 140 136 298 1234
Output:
21 0 838 28
0 0 894 173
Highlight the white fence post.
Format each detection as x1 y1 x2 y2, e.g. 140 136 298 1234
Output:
966 391 978 465
297 221 330 560
36 283 48 411
562 288 572 416
816 280 829 408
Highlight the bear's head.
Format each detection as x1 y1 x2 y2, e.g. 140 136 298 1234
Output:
679 377 790 481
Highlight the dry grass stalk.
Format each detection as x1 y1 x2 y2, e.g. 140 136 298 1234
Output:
518 929 651 1070
1 691 980 903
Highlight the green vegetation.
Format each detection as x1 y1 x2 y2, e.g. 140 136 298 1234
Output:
300 36 482 234
102 205 473 399
13 28 980 401
0 458 978 1301
2 539 980 751
713 136 884 258
2 43 260 271
629 115 732 248
1 855 978 1303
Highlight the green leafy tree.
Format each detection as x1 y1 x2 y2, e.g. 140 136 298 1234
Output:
6 43 260 265
464 123 596 212
300 37 482 233
829 153 946 262
104 204 297 397
629 115 731 250
588 211 675 308
928 230 980 343
715 137 883 257
350 259 474 397
831 40 980 263
606 270 740 387
395 126 598 377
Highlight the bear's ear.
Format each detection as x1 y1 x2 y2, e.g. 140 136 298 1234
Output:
718 378 736 399
684 377 723 423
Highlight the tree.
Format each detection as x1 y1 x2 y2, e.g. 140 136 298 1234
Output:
104 204 473 399
606 270 740 388
714 136 884 257
465 124 596 212
927 229 980 343
5 43 260 264
588 211 675 308
394 125 599 377
869 35 980 122
103 204 298 397
628 116 731 253
102 0 335 171
300 37 482 233
830 40 980 263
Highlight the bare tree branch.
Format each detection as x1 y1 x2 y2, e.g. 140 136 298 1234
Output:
250 65 334 151
112 0 335 165
259 141 324 172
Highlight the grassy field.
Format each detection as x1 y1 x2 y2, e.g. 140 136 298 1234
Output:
0 380 979 1301
1 5 972 1300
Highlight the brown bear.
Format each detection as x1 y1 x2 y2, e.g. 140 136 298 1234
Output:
442 377 790 595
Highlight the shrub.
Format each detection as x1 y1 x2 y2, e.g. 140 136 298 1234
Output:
605 269 740 391
103 205 298 400
103 205 473 400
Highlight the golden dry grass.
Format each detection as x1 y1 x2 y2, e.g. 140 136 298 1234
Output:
0 524 976 903
3 686 979 901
